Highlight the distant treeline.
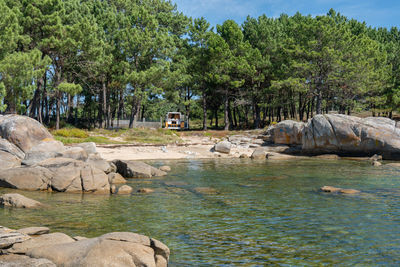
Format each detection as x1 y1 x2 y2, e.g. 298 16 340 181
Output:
0 0 399 129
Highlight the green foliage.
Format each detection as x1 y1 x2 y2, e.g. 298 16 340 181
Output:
52 128 89 138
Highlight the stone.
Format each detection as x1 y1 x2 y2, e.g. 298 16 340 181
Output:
28 140 65 153
60 147 88 161
251 147 267 159
0 167 52 191
194 187 218 194
26 232 169 267
0 138 25 159
214 141 231 154
386 163 400 167
0 226 31 249
37 158 110 193
113 160 166 178
8 233 75 254
340 188 360 194
73 236 87 241
17 227 50 236
370 154 383 161
271 120 305 145
86 154 114 174
315 154 341 160
22 151 61 166
75 142 97 155
321 186 342 193
108 172 126 184
0 151 21 169
137 188 154 194
159 165 171 172
372 161 382 166
0 254 56 267
0 194 42 209
0 115 53 153
266 152 301 160
239 154 249 158
117 185 133 195
110 185 116 194
303 114 400 159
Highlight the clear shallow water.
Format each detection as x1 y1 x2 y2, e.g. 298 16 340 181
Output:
1 159 400 266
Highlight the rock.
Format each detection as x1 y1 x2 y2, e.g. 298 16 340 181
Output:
117 185 133 195
0 138 25 159
8 233 75 254
37 158 110 193
272 120 305 145
214 141 231 154
315 154 340 160
60 147 88 161
137 188 154 194
0 226 31 249
159 165 171 172
194 187 218 194
0 254 56 267
372 161 382 166
266 152 301 160
340 188 360 194
0 115 53 153
321 186 342 193
303 114 400 159
17 227 50 236
321 186 360 194
75 142 97 155
26 232 169 267
113 160 166 178
0 194 42 209
251 147 267 159
110 185 116 194
108 172 126 184
239 154 249 158
370 154 383 161
73 236 87 241
86 154 114 174
0 167 52 191
28 140 65 153
386 163 400 167
0 151 21 169
22 151 61 166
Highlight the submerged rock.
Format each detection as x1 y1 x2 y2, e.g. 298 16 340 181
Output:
321 186 360 194
0 194 43 209
117 185 133 195
137 188 154 194
194 187 218 194
159 165 171 172
113 159 167 178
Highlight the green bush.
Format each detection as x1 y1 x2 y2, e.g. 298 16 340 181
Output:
52 128 89 138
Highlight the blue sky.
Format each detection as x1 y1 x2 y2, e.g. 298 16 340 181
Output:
172 0 399 29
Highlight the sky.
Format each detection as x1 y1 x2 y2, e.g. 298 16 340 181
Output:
172 0 400 29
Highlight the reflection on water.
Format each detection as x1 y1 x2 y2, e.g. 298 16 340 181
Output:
1 159 400 266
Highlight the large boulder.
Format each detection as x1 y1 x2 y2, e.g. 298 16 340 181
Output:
0 138 25 159
22 140 66 166
75 142 97 155
86 154 114 174
36 158 109 193
113 160 167 178
0 151 21 169
25 232 169 267
303 114 400 159
0 115 53 153
271 120 305 145
60 147 88 161
214 141 231 154
0 167 52 191
0 194 43 209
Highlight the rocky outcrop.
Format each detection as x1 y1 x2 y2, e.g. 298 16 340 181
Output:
0 194 43 209
113 160 167 178
86 154 115 174
0 225 170 267
0 151 21 169
0 167 52 191
269 120 305 145
17 227 50 236
108 172 126 184
0 138 25 159
0 115 53 153
303 114 400 159
214 141 231 154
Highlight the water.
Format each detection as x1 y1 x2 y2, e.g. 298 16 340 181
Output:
1 159 400 266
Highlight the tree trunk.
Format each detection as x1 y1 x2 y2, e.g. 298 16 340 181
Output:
316 90 322 115
202 90 207 130
56 92 61 130
224 91 229 131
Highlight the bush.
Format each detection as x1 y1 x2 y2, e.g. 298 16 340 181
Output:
52 128 89 138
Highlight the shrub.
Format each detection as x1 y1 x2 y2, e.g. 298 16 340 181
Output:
52 128 89 138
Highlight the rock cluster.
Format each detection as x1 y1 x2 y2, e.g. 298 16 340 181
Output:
267 114 400 159
0 115 168 194
0 225 169 267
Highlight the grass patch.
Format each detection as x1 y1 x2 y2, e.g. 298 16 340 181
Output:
123 128 181 144
54 135 124 145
